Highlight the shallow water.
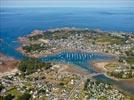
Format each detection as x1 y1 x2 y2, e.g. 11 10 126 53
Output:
41 51 113 72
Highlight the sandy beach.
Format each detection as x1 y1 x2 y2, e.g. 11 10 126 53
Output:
90 61 113 73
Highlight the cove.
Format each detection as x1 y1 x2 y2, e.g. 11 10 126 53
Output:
40 51 113 72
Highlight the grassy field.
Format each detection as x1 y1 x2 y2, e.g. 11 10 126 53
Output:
96 35 125 45
125 56 134 65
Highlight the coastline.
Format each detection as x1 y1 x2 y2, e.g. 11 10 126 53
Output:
8 28 134 97
90 60 134 82
90 61 109 73
90 60 134 97
57 62 90 77
16 32 133 83
17 28 119 58
17 46 116 58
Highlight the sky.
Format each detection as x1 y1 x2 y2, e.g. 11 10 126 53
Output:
0 0 134 8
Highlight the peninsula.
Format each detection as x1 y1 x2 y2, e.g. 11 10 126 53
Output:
18 28 134 80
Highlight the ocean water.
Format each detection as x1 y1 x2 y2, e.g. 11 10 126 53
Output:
0 7 134 46
0 7 134 55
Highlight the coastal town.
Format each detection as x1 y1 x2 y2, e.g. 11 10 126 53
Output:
0 28 134 100
18 28 134 79
0 56 131 100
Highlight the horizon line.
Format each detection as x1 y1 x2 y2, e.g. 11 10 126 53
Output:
1 6 134 8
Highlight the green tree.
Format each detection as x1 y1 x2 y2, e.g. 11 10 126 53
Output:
17 93 31 100
0 84 4 92
4 94 15 100
18 57 52 74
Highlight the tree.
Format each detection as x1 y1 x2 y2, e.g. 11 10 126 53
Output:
0 84 4 92
17 93 31 100
18 57 52 74
0 96 4 100
4 94 15 100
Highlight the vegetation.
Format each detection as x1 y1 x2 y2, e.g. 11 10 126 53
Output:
6 88 22 98
130 97 134 100
29 30 74 40
18 57 52 74
125 47 134 56
1 94 15 100
125 56 134 65
52 32 71 39
59 82 65 86
43 32 53 39
0 96 4 100
125 47 134 65
105 63 117 68
42 30 91 40
29 34 43 41
96 34 125 45
22 44 45 53
111 70 133 79
17 93 31 100
0 84 4 92
98 96 107 100
84 79 90 90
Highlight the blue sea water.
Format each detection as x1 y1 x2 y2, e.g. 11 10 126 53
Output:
0 7 134 94
0 7 134 55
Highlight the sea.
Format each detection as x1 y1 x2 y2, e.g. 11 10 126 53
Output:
0 7 134 95
0 7 134 46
